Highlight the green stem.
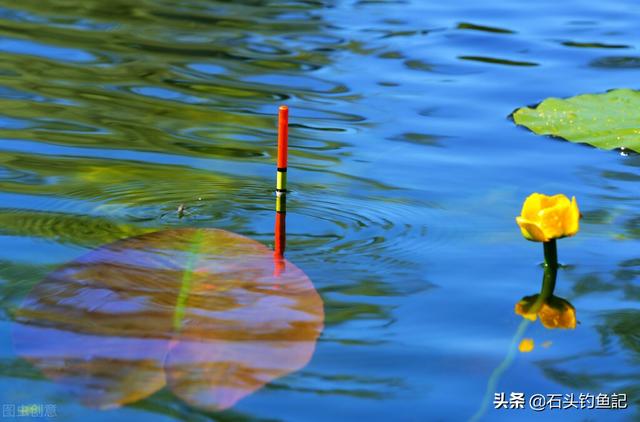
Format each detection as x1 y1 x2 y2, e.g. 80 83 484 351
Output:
540 264 556 299
543 239 558 271
534 239 558 311
542 239 558 297
469 318 532 422
530 259 557 314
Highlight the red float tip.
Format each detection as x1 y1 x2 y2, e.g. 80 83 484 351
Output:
277 106 289 169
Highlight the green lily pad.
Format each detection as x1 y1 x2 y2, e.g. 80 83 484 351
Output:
512 88 640 153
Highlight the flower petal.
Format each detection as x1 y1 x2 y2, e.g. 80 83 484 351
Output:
547 194 570 209
521 193 543 221
562 196 580 237
538 203 567 240
516 217 548 242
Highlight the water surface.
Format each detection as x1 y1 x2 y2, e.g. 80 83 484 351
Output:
0 0 638 421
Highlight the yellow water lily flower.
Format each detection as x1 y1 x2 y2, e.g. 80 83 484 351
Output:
516 193 580 242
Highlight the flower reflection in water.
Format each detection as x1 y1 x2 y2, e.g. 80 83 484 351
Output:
515 293 576 330
471 264 577 421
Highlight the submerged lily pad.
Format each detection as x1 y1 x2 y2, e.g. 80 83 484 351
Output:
512 88 640 153
13 228 324 411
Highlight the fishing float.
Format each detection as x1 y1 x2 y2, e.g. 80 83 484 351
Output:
274 105 288 261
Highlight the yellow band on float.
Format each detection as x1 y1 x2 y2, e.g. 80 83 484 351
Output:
276 169 287 192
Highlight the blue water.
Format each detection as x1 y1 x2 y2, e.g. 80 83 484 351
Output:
0 0 638 421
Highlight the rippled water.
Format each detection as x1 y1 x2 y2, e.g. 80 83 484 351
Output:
0 0 638 421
